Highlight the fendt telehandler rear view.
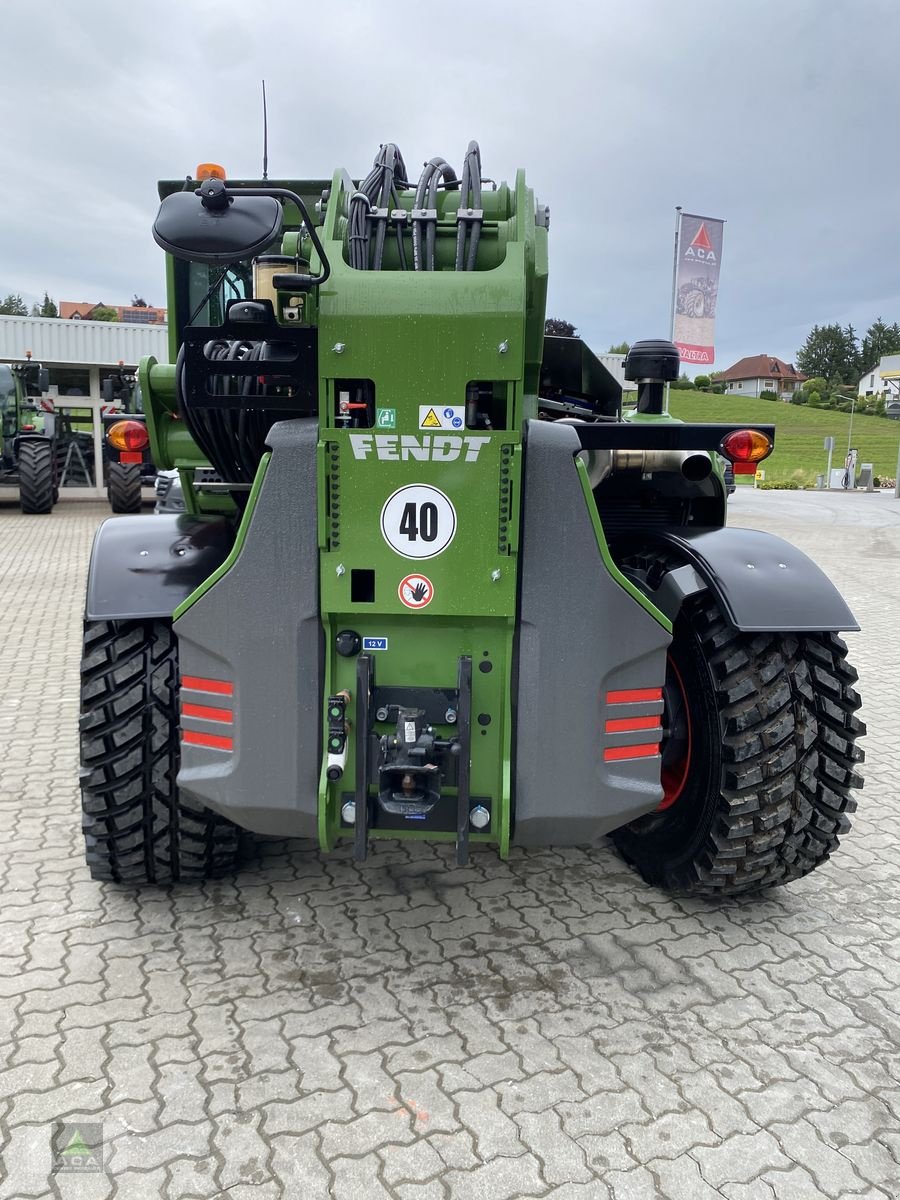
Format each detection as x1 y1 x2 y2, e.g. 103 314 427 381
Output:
79 143 864 895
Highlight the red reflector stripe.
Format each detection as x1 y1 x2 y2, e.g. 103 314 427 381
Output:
605 716 663 734
607 688 663 705
182 702 233 724
119 451 143 464
182 676 234 696
733 462 757 475
182 729 233 751
604 742 661 762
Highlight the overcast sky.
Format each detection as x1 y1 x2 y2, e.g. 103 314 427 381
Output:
2 0 899 372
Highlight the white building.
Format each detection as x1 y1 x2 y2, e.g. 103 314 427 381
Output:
0 315 170 497
858 353 900 418
858 352 900 396
0 314 169 396
599 353 637 393
719 354 806 399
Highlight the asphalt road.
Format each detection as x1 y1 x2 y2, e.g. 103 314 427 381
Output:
0 489 898 1199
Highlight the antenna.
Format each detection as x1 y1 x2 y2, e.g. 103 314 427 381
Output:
261 79 269 181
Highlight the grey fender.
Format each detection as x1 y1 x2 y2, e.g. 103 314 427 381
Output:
639 526 859 633
85 514 235 621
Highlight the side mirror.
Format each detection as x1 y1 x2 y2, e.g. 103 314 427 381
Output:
153 181 283 265
38 367 50 392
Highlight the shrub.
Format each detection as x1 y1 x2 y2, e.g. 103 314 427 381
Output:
759 390 778 400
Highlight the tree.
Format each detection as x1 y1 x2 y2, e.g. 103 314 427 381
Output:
670 373 695 390
131 294 148 308
545 317 577 337
694 374 711 390
802 376 829 397
859 318 900 372
89 305 118 322
807 389 822 408
0 293 28 316
796 323 860 384
607 341 630 354
30 303 41 316
40 292 58 318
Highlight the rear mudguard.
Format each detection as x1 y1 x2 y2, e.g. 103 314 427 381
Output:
636 527 860 633
85 514 234 621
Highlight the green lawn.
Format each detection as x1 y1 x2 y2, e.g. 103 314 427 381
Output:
667 394 900 485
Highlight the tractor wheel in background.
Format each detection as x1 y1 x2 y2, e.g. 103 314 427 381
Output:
610 591 865 897
80 619 241 884
18 439 55 514
107 462 143 514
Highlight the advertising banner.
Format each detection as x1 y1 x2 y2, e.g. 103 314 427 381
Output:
673 213 724 366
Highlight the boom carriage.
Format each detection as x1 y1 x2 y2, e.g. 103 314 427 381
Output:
80 146 863 893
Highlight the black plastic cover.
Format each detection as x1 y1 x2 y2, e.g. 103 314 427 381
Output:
85 514 234 620
153 190 283 264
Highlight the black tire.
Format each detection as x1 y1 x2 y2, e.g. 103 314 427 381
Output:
79 619 241 884
611 592 865 897
107 462 143 513
18 439 55 513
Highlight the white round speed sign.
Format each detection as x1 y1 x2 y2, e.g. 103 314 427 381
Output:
380 485 457 560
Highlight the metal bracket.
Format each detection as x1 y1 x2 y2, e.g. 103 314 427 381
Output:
354 655 372 862
455 656 473 866
372 686 458 726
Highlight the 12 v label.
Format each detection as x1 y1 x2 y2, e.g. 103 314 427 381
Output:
380 485 457 560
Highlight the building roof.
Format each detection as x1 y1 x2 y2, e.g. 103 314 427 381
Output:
719 355 806 383
0 314 168 367
59 300 167 324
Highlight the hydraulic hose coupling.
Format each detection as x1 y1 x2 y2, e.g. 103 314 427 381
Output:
625 339 681 415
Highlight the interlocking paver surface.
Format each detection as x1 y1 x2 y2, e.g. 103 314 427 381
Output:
0 488 898 1198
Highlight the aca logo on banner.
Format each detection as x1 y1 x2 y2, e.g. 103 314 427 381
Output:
673 212 724 367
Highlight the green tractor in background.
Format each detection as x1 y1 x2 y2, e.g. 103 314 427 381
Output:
79 144 864 895
0 358 58 512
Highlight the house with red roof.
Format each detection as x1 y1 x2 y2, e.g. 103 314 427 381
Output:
60 301 166 325
718 355 806 400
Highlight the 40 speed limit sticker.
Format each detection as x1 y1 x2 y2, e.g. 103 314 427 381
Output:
380 484 457 559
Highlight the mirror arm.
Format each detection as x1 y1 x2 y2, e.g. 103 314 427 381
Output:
235 187 331 289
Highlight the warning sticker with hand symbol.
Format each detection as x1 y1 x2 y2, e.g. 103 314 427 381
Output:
398 574 434 610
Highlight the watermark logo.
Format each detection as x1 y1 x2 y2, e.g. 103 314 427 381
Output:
53 1123 104 1173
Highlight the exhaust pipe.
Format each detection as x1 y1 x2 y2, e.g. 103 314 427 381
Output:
582 448 712 488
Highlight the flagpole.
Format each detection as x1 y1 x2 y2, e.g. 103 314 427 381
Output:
666 206 683 414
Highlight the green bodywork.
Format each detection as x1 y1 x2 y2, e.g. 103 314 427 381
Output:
139 162 695 855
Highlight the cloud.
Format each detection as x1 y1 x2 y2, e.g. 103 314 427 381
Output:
2 0 899 369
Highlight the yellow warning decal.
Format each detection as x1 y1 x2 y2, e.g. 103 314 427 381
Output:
421 407 442 429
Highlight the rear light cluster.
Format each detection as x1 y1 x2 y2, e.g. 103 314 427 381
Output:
106 420 149 453
719 428 772 475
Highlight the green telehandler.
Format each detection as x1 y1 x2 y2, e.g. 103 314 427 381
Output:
79 144 864 895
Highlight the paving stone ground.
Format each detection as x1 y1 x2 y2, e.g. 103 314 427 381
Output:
0 488 898 1199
